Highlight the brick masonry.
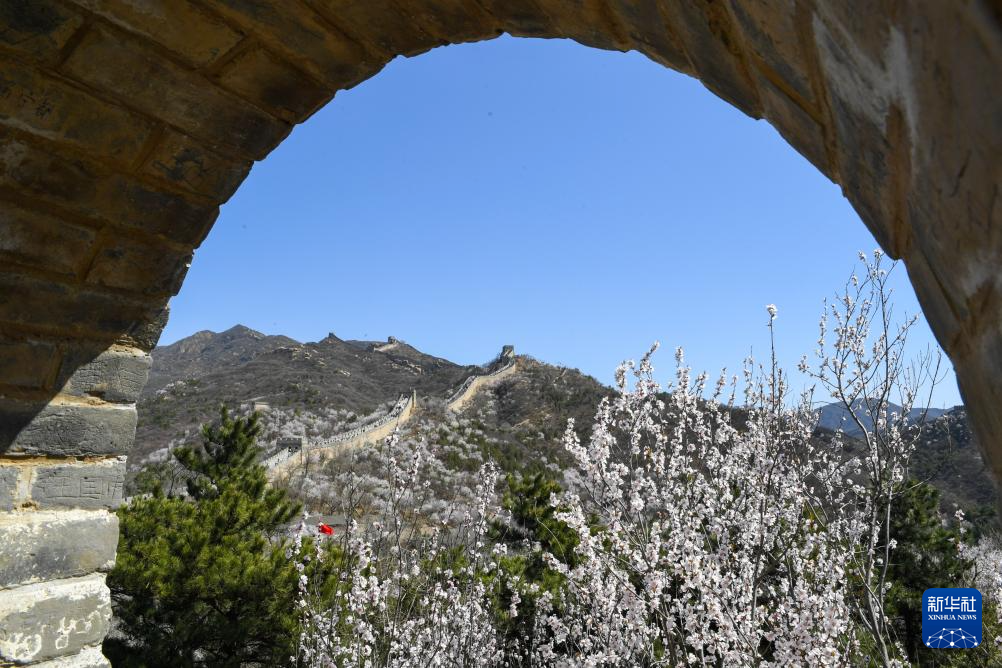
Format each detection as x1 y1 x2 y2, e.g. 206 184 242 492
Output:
0 573 112 664
0 1 998 665
0 509 119 588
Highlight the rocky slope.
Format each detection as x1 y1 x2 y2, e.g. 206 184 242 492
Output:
134 327 600 472
143 325 299 395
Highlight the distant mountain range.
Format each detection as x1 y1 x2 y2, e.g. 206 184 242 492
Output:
816 399 952 437
134 325 997 523
814 401 994 514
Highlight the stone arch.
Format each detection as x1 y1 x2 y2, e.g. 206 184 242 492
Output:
0 1 998 664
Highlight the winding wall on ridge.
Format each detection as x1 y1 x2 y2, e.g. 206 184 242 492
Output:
268 356 518 474
445 361 519 413
267 392 416 476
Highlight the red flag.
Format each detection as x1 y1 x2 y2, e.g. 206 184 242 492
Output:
317 523 334 535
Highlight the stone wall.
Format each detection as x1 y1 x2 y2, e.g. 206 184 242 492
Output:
446 361 519 413
268 351 517 473
260 435 306 470
372 336 401 353
268 392 416 476
269 349 517 472
1 346 146 665
0 2 999 664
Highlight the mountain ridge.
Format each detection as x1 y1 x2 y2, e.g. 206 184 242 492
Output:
135 325 527 470
817 398 953 437
134 325 995 523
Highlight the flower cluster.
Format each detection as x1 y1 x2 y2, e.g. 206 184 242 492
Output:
288 255 998 667
532 343 860 665
293 435 506 667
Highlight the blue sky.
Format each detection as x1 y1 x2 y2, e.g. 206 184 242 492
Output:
162 35 961 408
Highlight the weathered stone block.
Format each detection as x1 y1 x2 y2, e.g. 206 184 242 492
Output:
0 510 118 587
69 0 242 68
828 97 895 251
726 0 815 103
25 645 110 668
85 238 192 297
896 2 1001 295
756 74 830 175
218 47 333 123
0 200 96 276
0 1 83 64
0 272 163 339
903 250 965 356
0 55 154 167
0 466 17 511
31 459 125 510
0 137 96 215
141 129 251 201
810 15 898 253
659 0 763 118
392 0 499 46
313 0 439 57
121 304 170 353
0 573 111 664
216 0 383 90
472 0 555 38
607 1 691 72
108 177 218 250
528 0 631 52
61 25 290 160
0 137 218 248
57 347 151 404
813 1 892 66
0 398 136 457
0 339 58 391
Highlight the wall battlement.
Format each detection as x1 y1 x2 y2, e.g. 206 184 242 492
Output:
267 348 518 474
372 336 402 353
267 391 416 475
445 349 518 413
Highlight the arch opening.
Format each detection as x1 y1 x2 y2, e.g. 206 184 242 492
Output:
0 2 998 665
157 33 958 407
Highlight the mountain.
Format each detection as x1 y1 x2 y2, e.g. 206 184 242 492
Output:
135 327 522 469
133 326 995 529
145 325 299 395
817 399 950 437
816 401 996 526
910 407 998 520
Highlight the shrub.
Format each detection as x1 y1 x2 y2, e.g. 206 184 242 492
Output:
106 409 307 667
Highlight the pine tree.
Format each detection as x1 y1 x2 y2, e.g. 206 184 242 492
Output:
486 472 581 662
106 407 304 667
884 480 975 664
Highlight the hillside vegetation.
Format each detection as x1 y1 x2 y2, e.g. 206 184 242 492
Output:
135 326 996 524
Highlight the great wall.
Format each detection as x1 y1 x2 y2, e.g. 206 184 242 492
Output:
265 391 416 475
266 347 517 476
372 336 403 353
443 356 519 413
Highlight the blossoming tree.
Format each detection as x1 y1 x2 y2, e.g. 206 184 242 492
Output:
291 255 1000 667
